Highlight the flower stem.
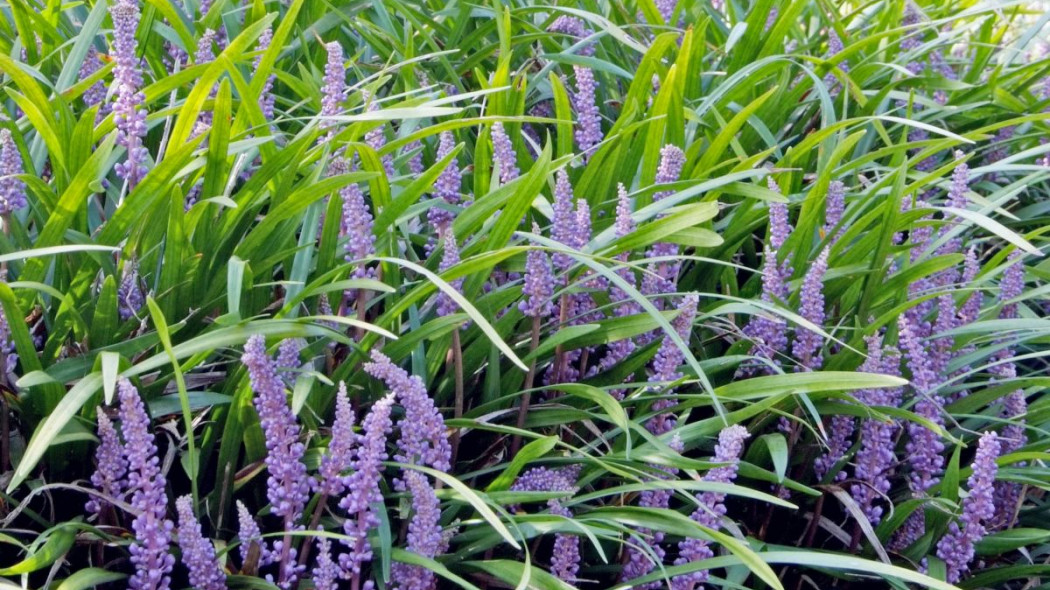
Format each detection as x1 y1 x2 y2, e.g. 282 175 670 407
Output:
511 316 541 456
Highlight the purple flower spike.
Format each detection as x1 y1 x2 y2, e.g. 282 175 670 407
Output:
550 500 581 583
117 258 145 321
999 252 1024 318
551 170 578 273
672 425 750 589
276 338 302 383
315 382 357 497
548 15 594 56
242 336 309 522
237 500 270 566
491 121 519 184
404 140 425 176
0 130 26 215
892 314 946 550
255 27 276 122
792 247 830 371
646 294 699 436
741 246 790 374
428 131 461 231
391 470 444 590
615 183 634 238
80 48 108 110
959 247 982 325
655 0 677 24
363 350 451 476
653 144 686 202
520 225 556 318
768 180 792 251
110 0 150 188
118 378 175 590
436 229 464 318
87 410 127 517
824 180 846 243
936 432 1001 583
362 92 395 176
339 392 394 576
175 495 226 590
340 166 375 273
621 436 684 588
823 30 849 90
572 66 602 160
311 535 340 590
850 337 905 525
242 335 309 588
319 42 345 140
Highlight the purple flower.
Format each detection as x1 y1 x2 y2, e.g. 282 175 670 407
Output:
340 162 375 279
551 170 577 274
892 315 947 550
548 15 594 56
276 338 302 384
311 535 340 590
319 42 345 140
404 140 424 175
823 30 849 89
672 425 750 589
639 145 687 303
87 410 127 517
242 335 309 588
80 48 108 109
428 131 461 231
0 305 14 383
491 121 519 183
741 246 790 374
315 382 357 497
391 470 444 590
850 338 904 525
959 247 982 325
621 436 684 588
436 229 464 318
768 180 791 251
363 92 394 176
646 294 699 436
237 500 270 566
792 247 829 371
936 432 1001 583
118 378 175 590
255 27 276 121
511 465 580 495
824 180 845 243
110 0 150 187
653 144 686 202
999 252 1024 319
339 392 394 576
175 495 226 590
572 66 602 160
655 0 677 24
549 500 580 583
364 351 451 476
0 129 25 216
118 258 145 321
520 225 556 318
510 466 581 582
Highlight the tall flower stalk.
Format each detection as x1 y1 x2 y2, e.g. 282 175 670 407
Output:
110 0 150 188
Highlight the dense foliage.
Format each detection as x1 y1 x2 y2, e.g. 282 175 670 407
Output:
0 0 1047 588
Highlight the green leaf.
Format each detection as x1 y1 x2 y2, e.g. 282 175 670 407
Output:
486 436 559 492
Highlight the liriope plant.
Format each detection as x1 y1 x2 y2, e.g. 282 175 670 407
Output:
0 0 1047 589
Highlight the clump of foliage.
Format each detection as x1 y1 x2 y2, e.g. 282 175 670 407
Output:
0 0 1047 589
